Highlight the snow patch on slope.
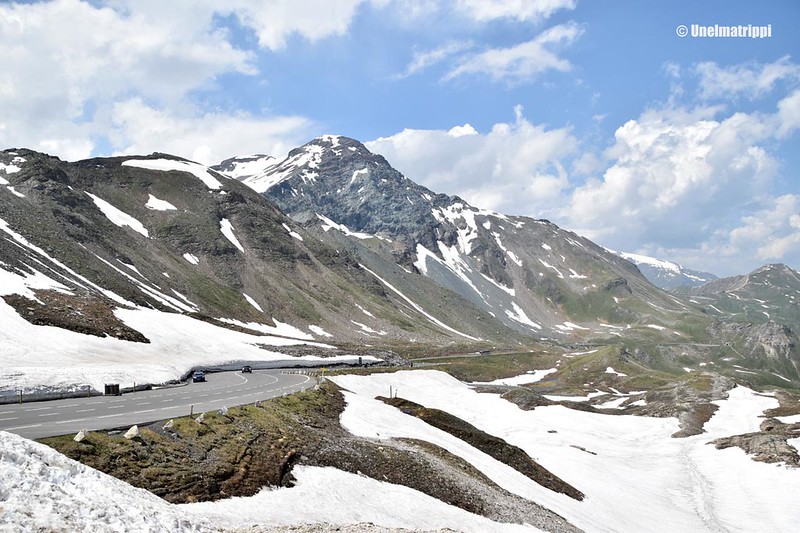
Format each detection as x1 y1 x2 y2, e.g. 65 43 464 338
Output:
473 368 557 386
122 159 223 190
359 263 480 341
243 293 263 312
145 194 177 211
85 192 149 237
220 218 244 252
308 325 333 338
185 464 532 532
281 223 304 241
317 214 376 240
218 155 275 180
182 253 199 265
0 305 334 394
505 302 541 330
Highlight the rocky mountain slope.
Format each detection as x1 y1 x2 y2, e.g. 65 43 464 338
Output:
611 250 717 289
675 263 800 325
2 138 798 394
0 148 533 394
217 135 707 341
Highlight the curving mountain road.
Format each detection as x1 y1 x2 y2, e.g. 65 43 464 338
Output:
0 370 315 440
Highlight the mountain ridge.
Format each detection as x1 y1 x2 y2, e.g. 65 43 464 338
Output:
217 136 708 339
610 250 718 289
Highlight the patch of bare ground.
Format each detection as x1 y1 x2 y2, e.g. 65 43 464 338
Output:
634 374 734 438
42 381 580 533
2 289 148 342
233 525 456 533
763 389 800 418
379 396 584 501
710 418 800 467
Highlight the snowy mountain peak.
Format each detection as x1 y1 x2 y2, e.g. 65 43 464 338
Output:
611 250 717 289
212 154 275 181
234 135 697 336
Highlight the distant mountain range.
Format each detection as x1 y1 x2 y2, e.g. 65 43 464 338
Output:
1 137 798 393
610 251 717 289
674 263 800 325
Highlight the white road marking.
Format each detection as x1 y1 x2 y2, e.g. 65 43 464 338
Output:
55 419 84 425
5 423 41 430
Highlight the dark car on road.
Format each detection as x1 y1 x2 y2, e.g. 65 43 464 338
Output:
241 365 252 373
192 371 206 382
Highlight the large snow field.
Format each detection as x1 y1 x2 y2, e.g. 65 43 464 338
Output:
0 299 361 395
2 369 798 533
185 465 541 532
0 428 539 533
0 251 363 395
331 371 800 533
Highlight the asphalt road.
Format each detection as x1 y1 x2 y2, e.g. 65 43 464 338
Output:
0 370 316 440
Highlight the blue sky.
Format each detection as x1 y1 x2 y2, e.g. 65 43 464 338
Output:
1 0 798 275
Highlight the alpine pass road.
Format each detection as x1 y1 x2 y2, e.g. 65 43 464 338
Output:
0 370 316 439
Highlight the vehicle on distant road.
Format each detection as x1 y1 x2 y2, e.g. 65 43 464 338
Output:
241 365 252 373
192 371 206 382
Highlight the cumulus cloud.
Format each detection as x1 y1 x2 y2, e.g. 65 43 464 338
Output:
561 85 800 274
0 0 376 160
223 0 370 50
367 105 577 214
728 195 800 263
443 22 583 83
0 0 259 158
108 99 314 165
695 56 800 100
566 104 782 248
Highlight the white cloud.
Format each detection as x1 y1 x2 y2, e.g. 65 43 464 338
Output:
224 0 370 50
443 22 583 83
696 56 800 100
0 0 258 159
0 0 377 161
108 99 313 165
367 105 577 214
728 195 800 263
560 84 800 274
397 41 475 78
777 89 800 138
454 0 576 22
567 104 780 250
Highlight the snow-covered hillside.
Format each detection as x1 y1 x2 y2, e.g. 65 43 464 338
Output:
0 429 539 532
5 370 797 532
0 254 387 397
612 250 717 289
330 370 800 533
